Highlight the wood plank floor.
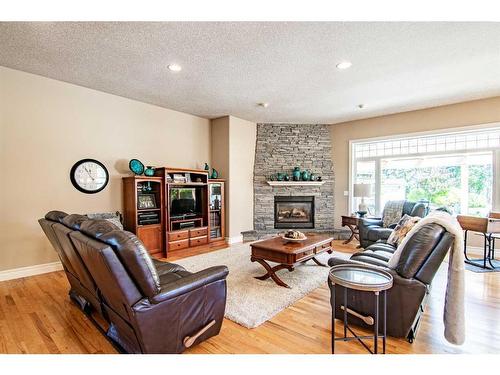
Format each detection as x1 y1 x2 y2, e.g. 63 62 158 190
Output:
0 240 499 354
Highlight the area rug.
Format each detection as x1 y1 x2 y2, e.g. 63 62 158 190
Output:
176 242 347 328
464 259 500 273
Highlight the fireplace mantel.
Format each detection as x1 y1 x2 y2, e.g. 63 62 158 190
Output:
266 181 326 187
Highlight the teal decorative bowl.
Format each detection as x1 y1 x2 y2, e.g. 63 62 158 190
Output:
144 166 155 176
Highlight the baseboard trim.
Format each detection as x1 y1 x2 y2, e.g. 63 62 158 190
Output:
0 261 63 282
226 235 243 244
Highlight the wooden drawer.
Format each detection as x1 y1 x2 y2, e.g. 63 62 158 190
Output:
168 239 189 251
316 243 331 253
298 249 314 261
168 230 189 242
189 227 208 238
189 235 208 247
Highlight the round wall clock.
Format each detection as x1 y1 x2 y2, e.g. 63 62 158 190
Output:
70 159 109 194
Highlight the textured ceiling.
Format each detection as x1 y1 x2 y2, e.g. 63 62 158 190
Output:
1 22 500 124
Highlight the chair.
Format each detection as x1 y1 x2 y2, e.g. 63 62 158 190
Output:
39 212 102 314
39 211 228 353
328 222 454 342
358 201 427 248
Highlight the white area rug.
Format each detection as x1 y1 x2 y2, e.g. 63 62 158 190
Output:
176 242 346 329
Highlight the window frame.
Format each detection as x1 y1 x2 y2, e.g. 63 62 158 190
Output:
348 122 500 216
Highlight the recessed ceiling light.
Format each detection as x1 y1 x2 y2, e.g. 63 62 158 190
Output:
336 61 352 70
167 64 182 72
258 102 269 108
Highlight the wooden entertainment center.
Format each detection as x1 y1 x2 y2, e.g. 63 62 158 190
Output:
123 167 225 258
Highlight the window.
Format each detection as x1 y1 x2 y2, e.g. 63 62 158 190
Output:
351 127 499 216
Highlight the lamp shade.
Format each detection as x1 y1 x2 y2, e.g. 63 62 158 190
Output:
353 183 372 198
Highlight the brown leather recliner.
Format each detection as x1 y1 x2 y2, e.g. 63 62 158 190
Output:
39 211 228 353
328 223 454 342
39 212 102 314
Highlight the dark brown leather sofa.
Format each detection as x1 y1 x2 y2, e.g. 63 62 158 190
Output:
328 223 454 342
358 201 427 248
39 211 228 353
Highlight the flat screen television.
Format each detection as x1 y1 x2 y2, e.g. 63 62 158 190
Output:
170 187 202 217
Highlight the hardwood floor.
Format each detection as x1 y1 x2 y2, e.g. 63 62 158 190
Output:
0 240 499 354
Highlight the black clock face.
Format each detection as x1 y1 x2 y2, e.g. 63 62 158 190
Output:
70 159 109 194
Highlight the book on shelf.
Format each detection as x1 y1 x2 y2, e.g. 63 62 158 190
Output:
210 211 221 227
172 173 187 183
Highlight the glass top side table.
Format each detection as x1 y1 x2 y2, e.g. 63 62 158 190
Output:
329 264 393 354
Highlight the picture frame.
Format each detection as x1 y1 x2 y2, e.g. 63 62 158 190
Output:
137 194 157 209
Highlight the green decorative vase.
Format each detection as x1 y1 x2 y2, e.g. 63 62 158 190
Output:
144 166 155 177
292 167 301 181
301 170 310 181
211 168 219 179
310 173 317 181
276 173 285 181
204 163 210 171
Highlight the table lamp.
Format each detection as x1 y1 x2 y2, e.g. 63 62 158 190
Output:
353 183 372 217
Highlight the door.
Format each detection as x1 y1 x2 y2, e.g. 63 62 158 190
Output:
137 224 163 257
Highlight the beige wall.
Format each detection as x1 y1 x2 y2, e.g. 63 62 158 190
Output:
0 66 211 272
228 116 256 238
330 96 500 229
210 115 256 239
210 116 230 232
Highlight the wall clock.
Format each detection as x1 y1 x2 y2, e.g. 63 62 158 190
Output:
70 159 109 194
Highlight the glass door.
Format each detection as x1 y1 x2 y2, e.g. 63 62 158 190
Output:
209 182 224 241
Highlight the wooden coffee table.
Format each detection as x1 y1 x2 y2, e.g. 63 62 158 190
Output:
250 233 334 288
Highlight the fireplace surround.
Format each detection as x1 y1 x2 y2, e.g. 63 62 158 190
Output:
274 196 315 229
252 123 335 237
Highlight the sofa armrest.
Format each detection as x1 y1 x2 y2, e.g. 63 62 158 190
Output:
360 217 383 226
150 266 229 304
358 217 384 248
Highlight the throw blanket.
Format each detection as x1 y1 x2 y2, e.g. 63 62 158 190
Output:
382 200 405 228
388 211 465 345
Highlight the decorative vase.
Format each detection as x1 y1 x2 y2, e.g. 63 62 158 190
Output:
310 173 316 181
283 174 290 181
269 174 275 181
292 167 301 181
144 166 155 177
277 173 285 181
129 159 145 175
211 168 219 179
301 170 310 181
204 163 210 171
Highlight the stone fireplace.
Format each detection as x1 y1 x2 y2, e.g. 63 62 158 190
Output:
274 196 315 229
249 123 335 239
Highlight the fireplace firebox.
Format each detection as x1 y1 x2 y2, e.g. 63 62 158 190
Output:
274 196 315 229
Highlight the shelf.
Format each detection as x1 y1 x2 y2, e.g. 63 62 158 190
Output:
137 208 161 212
266 181 326 187
210 209 221 212
170 217 203 223
167 182 207 186
126 176 163 181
